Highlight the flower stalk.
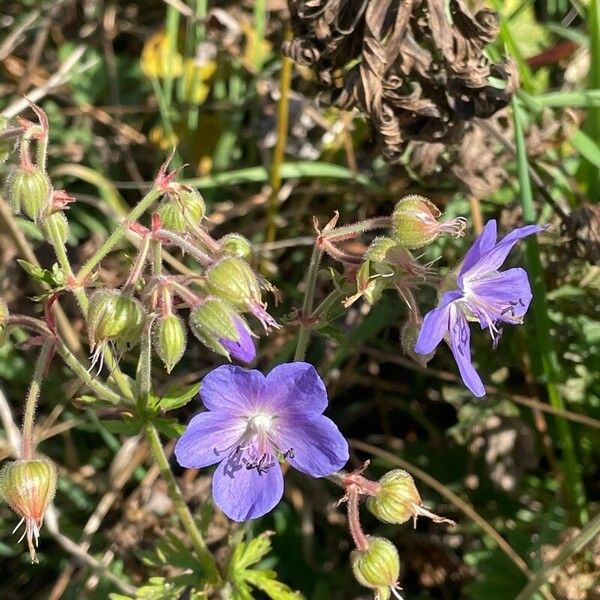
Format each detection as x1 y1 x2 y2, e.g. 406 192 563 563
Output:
21 339 54 460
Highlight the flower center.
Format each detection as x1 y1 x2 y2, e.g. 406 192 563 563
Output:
248 413 273 434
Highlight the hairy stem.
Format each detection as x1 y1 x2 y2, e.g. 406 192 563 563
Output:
21 339 54 459
77 187 162 282
143 422 222 585
346 488 369 552
294 244 323 361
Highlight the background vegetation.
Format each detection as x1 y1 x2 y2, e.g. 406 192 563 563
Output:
0 0 599 598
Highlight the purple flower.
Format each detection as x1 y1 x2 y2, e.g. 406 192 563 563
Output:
415 220 543 397
219 318 256 363
174 362 349 521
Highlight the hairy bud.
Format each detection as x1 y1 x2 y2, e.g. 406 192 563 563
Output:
153 314 187 373
351 536 400 592
0 458 56 562
367 469 455 528
400 321 433 368
392 195 466 249
189 297 255 363
9 167 51 221
41 211 69 246
365 236 397 264
88 290 145 350
220 233 253 259
157 185 206 232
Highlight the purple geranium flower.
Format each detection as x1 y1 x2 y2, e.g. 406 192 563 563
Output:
415 220 543 397
175 362 349 521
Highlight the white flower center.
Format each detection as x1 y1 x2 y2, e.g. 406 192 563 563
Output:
248 413 273 434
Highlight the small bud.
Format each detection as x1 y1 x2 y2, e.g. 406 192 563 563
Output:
157 185 206 233
153 314 187 373
392 195 466 249
189 297 255 363
8 167 51 221
400 321 433 368
206 257 278 330
220 233 253 259
366 469 455 528
351 536 400 592
40 211 69 246
88 290 145 350
0 458 57 562
365 237 397 264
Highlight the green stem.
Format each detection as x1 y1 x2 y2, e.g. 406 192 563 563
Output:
325 216 392 240
77 186 162 282
123 234 152 293
21 339 54 459
515 511 600 600
143 422 222 585
253 0 267 72
43 219 73 276
265 35 293 243
294 245 323 361
136 323 153 404
158 229 213 266
512 98 588 525
55 340 123 404
585 0 600 200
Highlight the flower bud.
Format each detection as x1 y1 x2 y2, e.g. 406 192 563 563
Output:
220 233 253 259
8 167 51 221
0 458 56 562
157 186 206 233
40 211 69 246
367 470 421 525
153 314 187 373
206 257 261 307
88 290 145 350
392 195 466 249
365 236 397 264
189 297 255 363
400 321 433 368
351 536 400 591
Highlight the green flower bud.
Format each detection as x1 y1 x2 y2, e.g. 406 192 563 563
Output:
88 290 145 349
367 470 421 525
220 233 253 259
41 211 69 246
189 297 255 361
157 186 206 233
153 314 187 373
0 458 56 562
9 167 51 221
365 236 397 264
206 256 261 309
351 536 400 591
400 321 433 368
392 195 467 249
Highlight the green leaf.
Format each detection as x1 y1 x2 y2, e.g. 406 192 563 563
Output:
151 416 185 439
570 129 600 168
17 259 61 287
158 382 200 412
100 417 141 436
233 533 273 571
244 570 302 600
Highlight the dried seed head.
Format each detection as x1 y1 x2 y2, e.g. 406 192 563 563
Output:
87 290 145 350
157 185 206 233
392 195 467 249
8 167 51 221
153 314 187 373
0 458 56 562
351 536 400 591
220 233 253 259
